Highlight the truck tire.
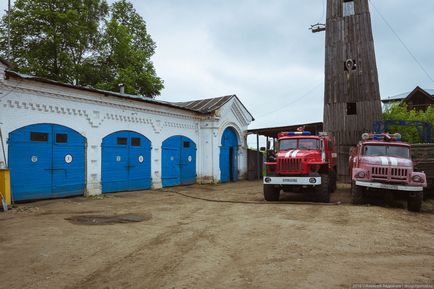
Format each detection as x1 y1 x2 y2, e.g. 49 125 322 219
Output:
351 181 365 205
407 191 423 212
264 185 280 201
316 174 330 203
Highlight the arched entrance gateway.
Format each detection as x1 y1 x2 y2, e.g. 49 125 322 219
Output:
101 131 152 193
8 123 86 201
220 127 239 183
161 135 197 187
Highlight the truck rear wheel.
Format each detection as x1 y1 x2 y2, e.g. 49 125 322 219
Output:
264 185 280 201
407 191 423 212
316 174 330 203
351 181 365 205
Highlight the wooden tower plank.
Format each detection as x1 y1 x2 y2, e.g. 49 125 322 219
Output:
324 0 382 180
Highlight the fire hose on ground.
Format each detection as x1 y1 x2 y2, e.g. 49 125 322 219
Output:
161 188 341 206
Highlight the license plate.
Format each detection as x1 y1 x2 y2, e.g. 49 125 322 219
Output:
282 178 298 183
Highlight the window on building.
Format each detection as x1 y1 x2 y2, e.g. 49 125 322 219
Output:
56 134 68 143
343 0 355 17
117 137 127 145
183 141 190 148
347 102 357 115
30 132 48 142
131 138 141 146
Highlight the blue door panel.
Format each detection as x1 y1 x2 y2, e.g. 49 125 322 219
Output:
161 136 196 187
102 131 151 193
8 124 85 201
162 136 181 187
128 132 152 191
219 147 229 183
52 125 86 197
220 128 239 183
180 137 196 185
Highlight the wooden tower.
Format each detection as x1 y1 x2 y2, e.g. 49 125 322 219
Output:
323 0 382 179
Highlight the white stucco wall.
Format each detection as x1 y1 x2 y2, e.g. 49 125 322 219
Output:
0 67 253 196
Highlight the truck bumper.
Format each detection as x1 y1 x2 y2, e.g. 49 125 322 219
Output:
355 181 423 192
263 176 321 185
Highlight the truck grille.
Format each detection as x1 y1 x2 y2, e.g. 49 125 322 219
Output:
279 158 302 172
371 166 409 181
390 168 408 180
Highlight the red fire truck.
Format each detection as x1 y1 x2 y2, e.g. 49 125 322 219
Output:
263 130 337 202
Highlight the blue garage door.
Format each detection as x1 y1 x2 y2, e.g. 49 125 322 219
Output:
161 136 196 187
220 127 239 183
8 124 85 201
102 131 151 193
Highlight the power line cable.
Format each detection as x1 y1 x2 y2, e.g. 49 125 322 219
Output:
254 81 323 119
320 0 325 22
369 0 434 84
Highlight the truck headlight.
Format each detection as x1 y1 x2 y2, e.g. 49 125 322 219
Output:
412 175 423 182
357 171 366 178
264 177 271 183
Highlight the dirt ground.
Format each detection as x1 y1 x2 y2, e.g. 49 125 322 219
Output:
0 181 433 289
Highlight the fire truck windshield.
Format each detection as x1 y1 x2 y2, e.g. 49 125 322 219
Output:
363 145 410 158
280 139 320 151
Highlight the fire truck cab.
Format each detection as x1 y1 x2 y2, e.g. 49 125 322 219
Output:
349 133 427 212
263 131 337 202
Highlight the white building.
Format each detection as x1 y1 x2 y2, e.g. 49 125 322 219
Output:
0 59 254 201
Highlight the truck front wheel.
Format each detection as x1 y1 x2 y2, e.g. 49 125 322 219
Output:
351 181 365 205
316 174 330 203
407 191 423 212
264 185 280 201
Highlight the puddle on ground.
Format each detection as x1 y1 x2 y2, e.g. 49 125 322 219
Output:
65 213 152 225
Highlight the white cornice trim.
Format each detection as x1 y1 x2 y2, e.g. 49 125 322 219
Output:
0 82 204 121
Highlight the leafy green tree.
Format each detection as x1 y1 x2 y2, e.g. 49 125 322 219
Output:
93 0 164 97
0 0 108 83
383 103 434 143
0 0 164 98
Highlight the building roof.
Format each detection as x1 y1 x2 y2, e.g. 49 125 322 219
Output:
174 95 254 120
175 95 235 113
248 122 323 138
4 68 252 118
382 86 434 103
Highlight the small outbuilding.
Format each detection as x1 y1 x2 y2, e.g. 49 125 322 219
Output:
382 86 434 111
0 59 254 201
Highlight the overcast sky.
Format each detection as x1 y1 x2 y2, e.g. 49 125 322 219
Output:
2 1 434 140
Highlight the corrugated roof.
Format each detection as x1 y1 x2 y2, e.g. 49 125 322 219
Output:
175 95 254 120
174 95 234 113
248 122 323 138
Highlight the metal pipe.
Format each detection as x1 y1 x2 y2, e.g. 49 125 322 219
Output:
0 125 7 167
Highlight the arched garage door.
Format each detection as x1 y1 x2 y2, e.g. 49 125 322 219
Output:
102 131 152 193
220 127 239 183
161 136 196 187
8 123 86 201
